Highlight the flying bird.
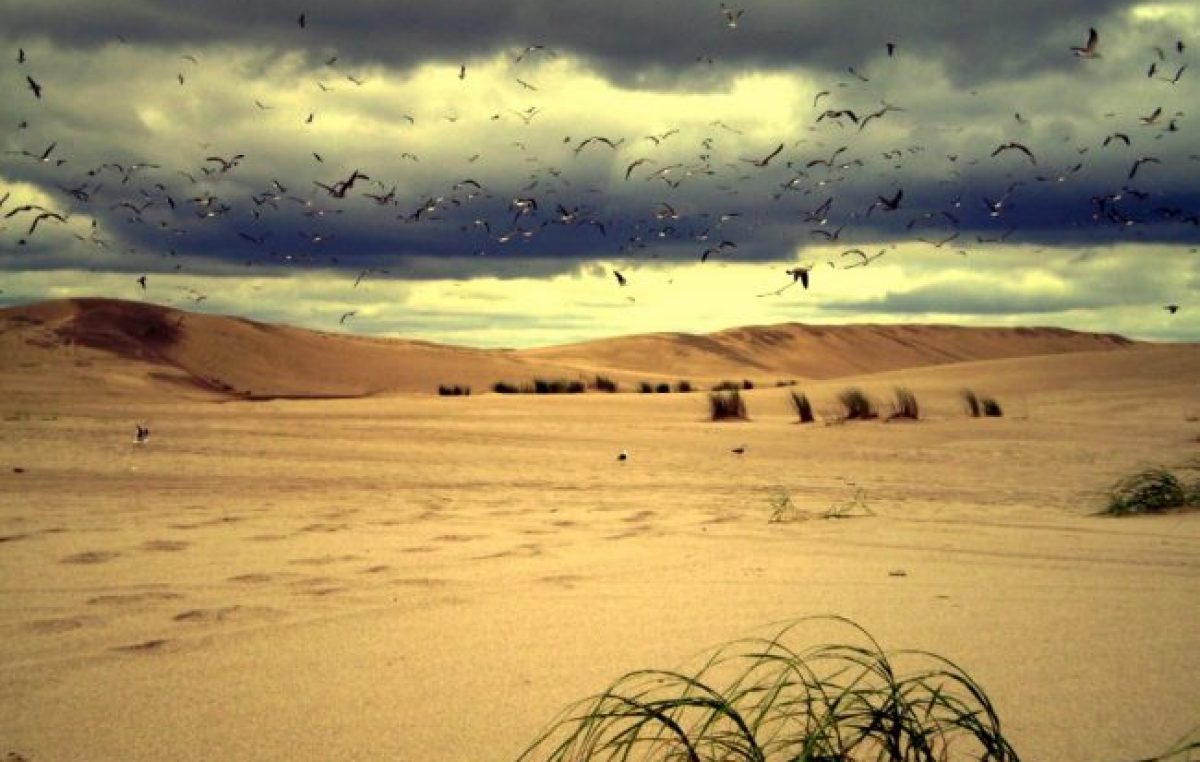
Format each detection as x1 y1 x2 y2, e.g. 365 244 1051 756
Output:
991 142 1037 165
613 270 627 287
1164 305 1179 314
27 211 66 235
339 310 357 325
1071 27 1100 58
744 143 784 167
1128 156 1161 179
886 42 897 57
297 12 306 28
757 266 811 297
26 75 42 99
720 3 744 28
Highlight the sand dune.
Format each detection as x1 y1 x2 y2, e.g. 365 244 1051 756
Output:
1 299 1198 762
0 298 1149 399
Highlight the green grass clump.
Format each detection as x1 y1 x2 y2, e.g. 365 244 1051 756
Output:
889 387 920 420
1105 467 1190 515
790 390 815 424
709 389 748 421
519 616 1020 762
837 387 878 420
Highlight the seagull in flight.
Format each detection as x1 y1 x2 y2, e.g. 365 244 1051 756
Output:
743 143 784 167
339 310 357 325
991 142 1037 165
757 266 811 297
1071 27 1100 58
26 75 42 99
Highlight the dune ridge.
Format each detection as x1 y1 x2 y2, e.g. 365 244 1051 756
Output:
0 297 1154 398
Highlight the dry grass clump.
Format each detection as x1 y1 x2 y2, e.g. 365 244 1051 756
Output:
709 389 748 421
437 384 470 396
675 380 694 393
789 390 815 424
888 387 920 420
592 375 619 393
962 389 1003 417
837 387 878 420
519 616 1021 762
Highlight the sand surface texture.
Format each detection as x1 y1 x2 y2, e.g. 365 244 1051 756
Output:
2 299 1198 761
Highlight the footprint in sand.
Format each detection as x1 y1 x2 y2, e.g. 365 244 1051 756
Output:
141 540 190 552
227 572 289 584
288 554 361 566
173 605 282 624
299 522 349 533
433 533 484 543
24 615 103 634
244 533 290 542
111 638 171 654
61 550 121 564
87 591 183 606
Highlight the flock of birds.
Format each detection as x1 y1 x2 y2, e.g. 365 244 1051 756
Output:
1 11 1195 321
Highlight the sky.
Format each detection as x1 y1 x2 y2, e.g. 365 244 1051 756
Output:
1 0 1197 347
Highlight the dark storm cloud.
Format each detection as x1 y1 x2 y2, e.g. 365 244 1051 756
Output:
0 0 1196 317
0 0 1139 89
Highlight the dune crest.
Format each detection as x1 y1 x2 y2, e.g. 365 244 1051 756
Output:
0 298 1151 398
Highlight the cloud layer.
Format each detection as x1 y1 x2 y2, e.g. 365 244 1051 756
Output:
1 0 1197 344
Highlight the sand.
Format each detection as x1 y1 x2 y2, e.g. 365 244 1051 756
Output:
1 300 1198 761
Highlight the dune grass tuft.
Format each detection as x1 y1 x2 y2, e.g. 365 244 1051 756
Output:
437 384 471 396
592 375 619 393
888 387 920 420
837 387 878 421
962 389 1003 417
789 390 815 424
1105 466 1192 515
709 389 748 421
519 616 1021 762
675 380 694 393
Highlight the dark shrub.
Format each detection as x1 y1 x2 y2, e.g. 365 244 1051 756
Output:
675 380 693 393
790 390 815 423
837 388 877 420
592 375 619 393
638 381 654 394
889 387 919 420
709 389 748 421
655 382 671 393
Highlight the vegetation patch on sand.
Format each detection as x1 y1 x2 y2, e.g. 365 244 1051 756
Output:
1104 463 1200 516
519 616 1019 762
709 389 748 421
